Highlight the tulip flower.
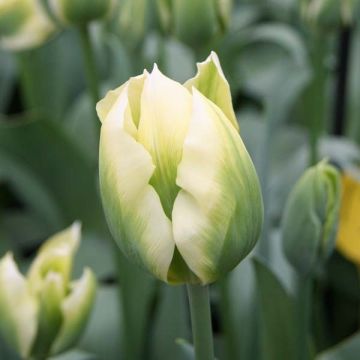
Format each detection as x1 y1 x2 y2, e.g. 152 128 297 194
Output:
156 0 233 48
336 172 360 265
0 0 55 50
50 0 112 26
282 160 341 275
0 223 96 359
97 51 263 285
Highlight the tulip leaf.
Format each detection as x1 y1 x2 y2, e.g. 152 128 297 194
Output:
16 30 85 122
51 349 96 360
222 258 260 360
150 285 190 360
175 339 195 359
0 50 15 113
79 285 121 359
253 257 297 360
0 116 106 233
316 332 360 360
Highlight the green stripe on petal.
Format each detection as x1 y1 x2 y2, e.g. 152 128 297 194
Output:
0 253 38 358
172 89 263 284
51 268 96 355
30 272 65 359
184 51 239 131
137 65 192 218
28 222 80 294
99 87 175 281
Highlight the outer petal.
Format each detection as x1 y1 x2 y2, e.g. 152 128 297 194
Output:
96 72 147 126
30 272 65 358
0 253 38 358
28 222 80 294
99 85 175 281
137 65 193 218
172 89 263 284
184 51 239 130
96 84 126 123
51 268 96 354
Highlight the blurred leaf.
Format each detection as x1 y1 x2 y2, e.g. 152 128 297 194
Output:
150 285 190 360
162 39 195 83
347 26 360 145
219 257 260 360
0 117 105 233
1 210 52 252
0 334 20 360
175 339 195 360
73 231 114 281
253 258 297 360
51 349 96 360
79 285 121 360
104 34 133 87
17 31 85 122
116 251 158 360
63 95 98 164
317 332 360 360
0 50 16 113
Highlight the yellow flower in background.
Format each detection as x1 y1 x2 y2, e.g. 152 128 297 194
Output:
336 173 360 265
0 0 55 51
97 52 263 285
0 223 96 359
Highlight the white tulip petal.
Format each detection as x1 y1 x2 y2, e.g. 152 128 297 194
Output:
172 89 263 283
99 86 175 281
96 72 147 125
184 51 239 130
51 268 96 354
28 222 81 293
137 65 192 217
0 253 38 358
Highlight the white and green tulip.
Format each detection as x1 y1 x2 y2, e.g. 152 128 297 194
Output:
282 160 341 275
97 52 263 285
0 223 96 359
0 0 55 50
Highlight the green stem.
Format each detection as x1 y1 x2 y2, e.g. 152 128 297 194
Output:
296 275 313 360
77 24 100 135
219 276 239 360
186 284 215 360
304 34 327 165
257 103 275 258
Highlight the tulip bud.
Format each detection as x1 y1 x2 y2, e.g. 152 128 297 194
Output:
336 172 360 265
97 51 263 285
282 161 341 275
50 0 112 26
301 0 359 31
0 0 55 50
117 0 147 49
156 0 232 48
0 223 96 359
